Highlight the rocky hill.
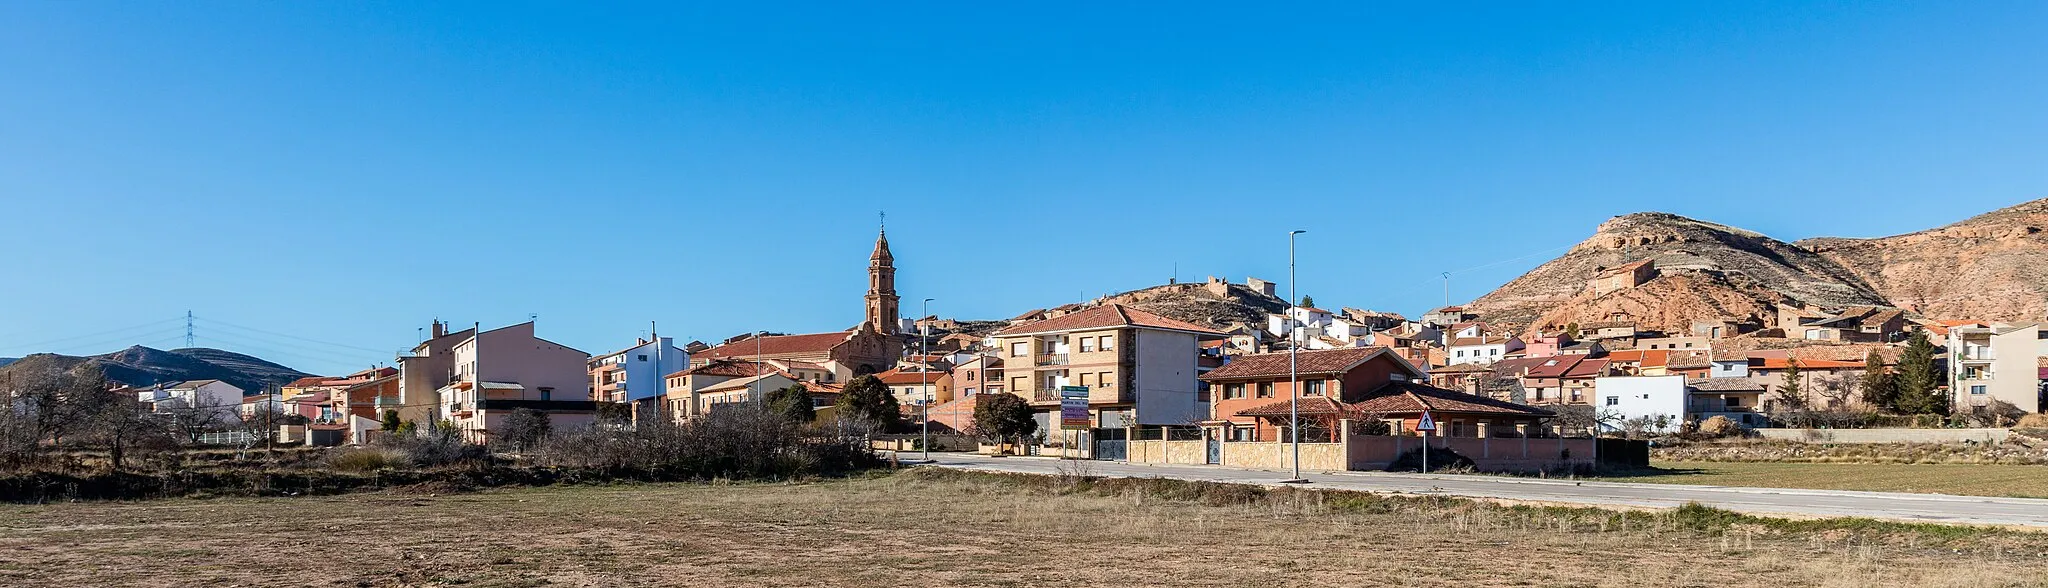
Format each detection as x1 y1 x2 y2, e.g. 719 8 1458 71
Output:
1077 278 1290 331
1469 212 1889 333
1798 198 2048 322
0 346 312 394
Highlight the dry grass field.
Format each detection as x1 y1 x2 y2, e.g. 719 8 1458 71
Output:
1625 460 2048 499
2 468 2046 587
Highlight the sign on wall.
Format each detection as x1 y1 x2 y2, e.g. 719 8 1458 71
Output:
1060 386 1091 430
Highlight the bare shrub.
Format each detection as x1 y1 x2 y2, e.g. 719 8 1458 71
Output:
1696 415 1742 438
525 407 878 480
327 447 407 472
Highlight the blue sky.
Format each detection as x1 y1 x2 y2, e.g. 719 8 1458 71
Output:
3 2 2046 374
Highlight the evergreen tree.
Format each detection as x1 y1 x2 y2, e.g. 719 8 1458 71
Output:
764 384 817 423
1298 295 1315 308
381 409 402 432
1894 331 1944 415
835 375 902 431
1774 361 1806 411
973 392 1038 448
1563 322 1582 340
1858 350 1897 411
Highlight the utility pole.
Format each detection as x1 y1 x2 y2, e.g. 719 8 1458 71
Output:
920 298 934 462
1287 229 1307 483
1441 273 1451 309
186 310 195 347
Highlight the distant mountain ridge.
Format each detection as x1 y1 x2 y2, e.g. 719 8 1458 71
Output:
0 358 15 369
0 346 312 395
1470 198 2048 333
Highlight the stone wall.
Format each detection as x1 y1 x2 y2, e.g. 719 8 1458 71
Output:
1347 435 1596 473
1753 428 2011 444
1128 440 1208 465
1220 441 1347 471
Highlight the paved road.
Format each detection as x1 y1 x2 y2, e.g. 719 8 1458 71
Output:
923 453 2048 529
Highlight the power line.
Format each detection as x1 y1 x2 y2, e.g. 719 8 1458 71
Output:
191 316 390 354
0 317 186 352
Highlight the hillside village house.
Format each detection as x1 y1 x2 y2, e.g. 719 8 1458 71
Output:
587 337 688 422
1589 259 1657 297
687 228 906 380
1445 326 1524 365
1782 306 1909 343
1748 355 1868 412
436 321 596 443
133 379 243 423
875 367 953 408
1520 355 1611 405
1604 349 1710 379
396 320 476 425
989 304 1224 439
1202 347 1550 441
1688 377 1768 428
1950 323 2045 413
950 354 1003 397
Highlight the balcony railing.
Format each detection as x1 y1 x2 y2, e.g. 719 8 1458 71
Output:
1959 349 1996 361
1036 353 1069 366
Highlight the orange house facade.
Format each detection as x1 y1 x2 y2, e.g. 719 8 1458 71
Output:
1202 347 1422 442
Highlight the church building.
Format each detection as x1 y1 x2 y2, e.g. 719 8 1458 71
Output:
688 226 906 380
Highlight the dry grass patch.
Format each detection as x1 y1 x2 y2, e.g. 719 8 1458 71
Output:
1617 460 2048 499
0 469 2043 587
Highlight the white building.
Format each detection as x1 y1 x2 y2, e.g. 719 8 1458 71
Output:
1950 323 2044 414
1446 334 1524 366
1594 375 1687 434
589 336 689 419
136 379 244 423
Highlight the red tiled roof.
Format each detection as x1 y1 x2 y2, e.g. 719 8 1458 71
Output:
1351 382 1552 417
1523 355 1585 378
673 359 769 378
1752 358 1864 370
1236 396 1355 417
1563 358 1610 378
697 332 852 360
1448 336 1516 347
993 304 1225 337
874 368 947 386
1605 349 1670 368
1200 347 1418 381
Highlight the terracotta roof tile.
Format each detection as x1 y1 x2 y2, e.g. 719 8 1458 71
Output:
696 332 854 359
1200 347 1417 381
993 304 1225 337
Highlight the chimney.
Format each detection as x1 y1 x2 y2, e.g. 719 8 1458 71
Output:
432 321 447 338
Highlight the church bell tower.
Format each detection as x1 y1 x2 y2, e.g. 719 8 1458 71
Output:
866 223 900 335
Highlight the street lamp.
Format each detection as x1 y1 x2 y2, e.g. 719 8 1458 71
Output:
1288 229 1307 483
920 298 934 462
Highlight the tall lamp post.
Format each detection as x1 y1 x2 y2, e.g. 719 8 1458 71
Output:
920 298 935 461
1288 229 1307 483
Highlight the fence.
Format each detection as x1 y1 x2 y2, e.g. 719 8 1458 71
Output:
1345 435 1598 473
870 434 979 452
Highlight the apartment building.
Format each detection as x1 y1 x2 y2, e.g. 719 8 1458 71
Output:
1951 323 2044 413
396 320 476 424
435 321 595 442
989 304 1224 432
587 336 688 422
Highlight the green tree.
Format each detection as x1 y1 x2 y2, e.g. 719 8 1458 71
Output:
1774 361 1806 411
1563 322 1582 340
765 384 817 423
1858 350 1897 411
1298 295 1315 308
835 375 902 431
973 392 1037 449
1894 331 1945 415
381 409 402 432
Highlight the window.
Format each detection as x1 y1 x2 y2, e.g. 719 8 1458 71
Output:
965 371 975 381
1080 338 1095 353
1010 342 1027 357
1099 336 1115 350
1256 382 1274 398
1971 385 1988 395
1605 396 1619 406
1011 376 1027 391
539 387 554 401
1570 390 1582 402
637 354 648 361
1455 350 1466 357
1098 372 1113 388
1303 379 1326 396
1223 383 1244 399
1078 373 1093 386
1725 396 1741 407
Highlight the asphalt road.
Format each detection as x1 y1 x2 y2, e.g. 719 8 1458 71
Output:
922 453 2048 528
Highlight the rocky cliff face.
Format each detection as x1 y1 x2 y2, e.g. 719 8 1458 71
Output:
1470 212 1888 332
1798 198 2048 323
1085 280 1289 330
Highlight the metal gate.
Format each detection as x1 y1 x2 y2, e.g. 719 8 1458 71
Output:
1205 433 1222 464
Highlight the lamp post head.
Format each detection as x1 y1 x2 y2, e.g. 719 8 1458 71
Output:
1290 230 1307 236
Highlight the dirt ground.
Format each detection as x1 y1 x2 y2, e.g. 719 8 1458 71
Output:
2 470 2045 587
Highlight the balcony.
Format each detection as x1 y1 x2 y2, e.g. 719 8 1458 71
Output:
1036 353 1069 366
1030 386 1127 404
1958 349 1996 362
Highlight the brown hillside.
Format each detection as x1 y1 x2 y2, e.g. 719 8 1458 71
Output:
1470 212 1887 333
1798 198 2048 322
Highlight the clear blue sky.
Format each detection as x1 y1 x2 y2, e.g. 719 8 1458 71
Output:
4 2 2046 374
